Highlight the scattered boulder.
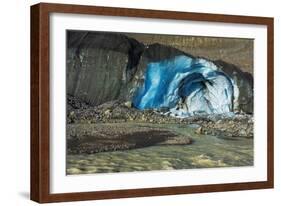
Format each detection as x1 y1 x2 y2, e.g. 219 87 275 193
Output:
195 115 253 137
67 95 253 138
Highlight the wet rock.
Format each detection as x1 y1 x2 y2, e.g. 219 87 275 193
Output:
158 137 193 145
124 101 132 108
104 109 112 116
195 127 202 135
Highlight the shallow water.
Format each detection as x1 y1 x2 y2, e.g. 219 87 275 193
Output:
66 123 253 174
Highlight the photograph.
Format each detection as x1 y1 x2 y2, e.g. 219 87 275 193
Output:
66 30 254 175
29 2 274 202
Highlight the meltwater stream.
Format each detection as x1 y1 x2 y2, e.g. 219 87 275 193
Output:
133 55 236 117
67 123 253 174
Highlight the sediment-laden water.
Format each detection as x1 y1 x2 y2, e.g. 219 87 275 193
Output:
66 123 253 174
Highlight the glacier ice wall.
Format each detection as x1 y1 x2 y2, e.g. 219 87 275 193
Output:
133 55 235 117
67 32 253 115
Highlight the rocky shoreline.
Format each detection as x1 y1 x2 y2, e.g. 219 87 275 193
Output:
67 95 253 136
67 95 253 154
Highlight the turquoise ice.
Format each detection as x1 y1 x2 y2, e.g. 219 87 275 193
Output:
133 55 234 117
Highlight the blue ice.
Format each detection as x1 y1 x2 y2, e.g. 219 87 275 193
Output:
133 55 234 117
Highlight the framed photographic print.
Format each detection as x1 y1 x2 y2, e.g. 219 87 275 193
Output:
30 3 274 203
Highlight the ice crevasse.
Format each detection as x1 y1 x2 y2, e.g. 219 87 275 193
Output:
133 55 239 117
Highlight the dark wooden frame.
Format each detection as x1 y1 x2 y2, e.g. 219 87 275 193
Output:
31 2 274 203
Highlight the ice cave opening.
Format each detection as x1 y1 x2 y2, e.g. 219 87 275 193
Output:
133 55 235 117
